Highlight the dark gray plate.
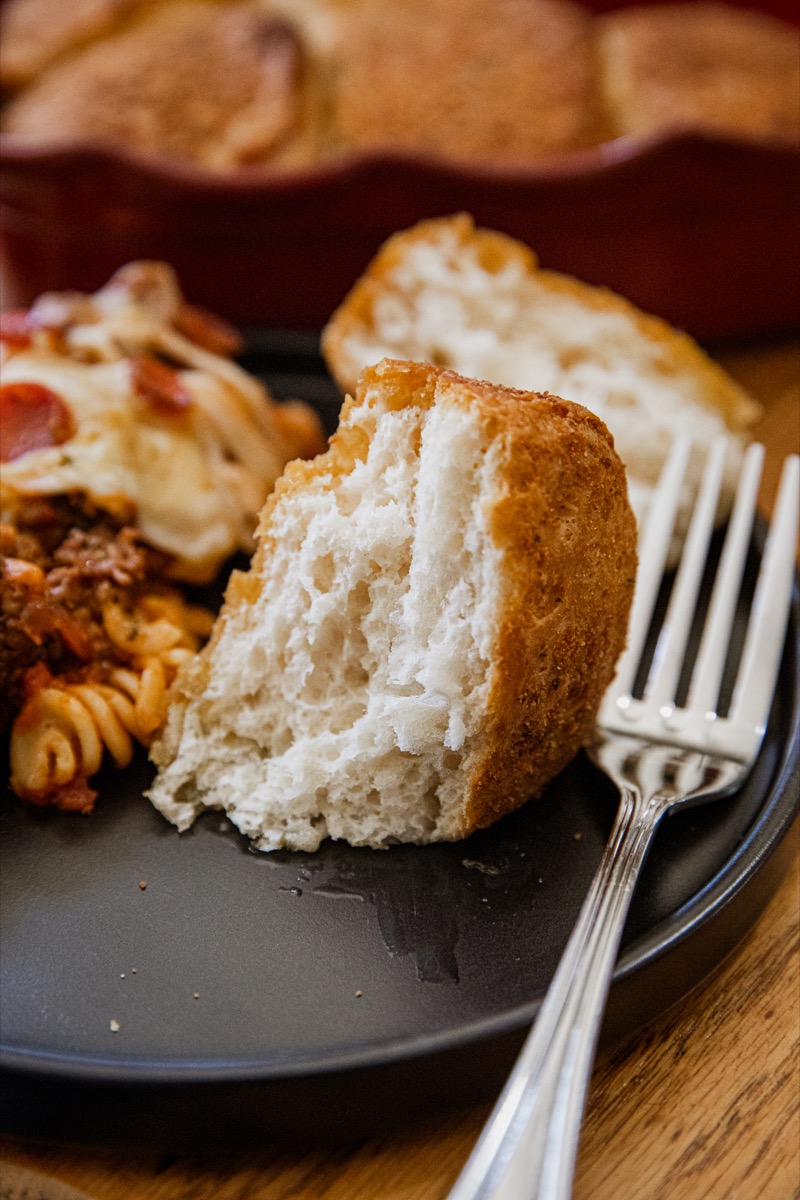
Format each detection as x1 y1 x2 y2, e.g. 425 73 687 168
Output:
1 338 798 1149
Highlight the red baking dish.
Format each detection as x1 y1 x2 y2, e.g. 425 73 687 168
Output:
1 0 798 338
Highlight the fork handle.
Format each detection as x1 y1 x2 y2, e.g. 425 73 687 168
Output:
448 788 665 1200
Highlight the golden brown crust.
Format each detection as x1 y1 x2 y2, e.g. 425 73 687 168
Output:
458 381 637 833
330 0 608 160
371 364 635 834
0 0 148 89
597 3 800 142
321 213 761 433
160 357 637 839
4 1 798 169
1 2 313 170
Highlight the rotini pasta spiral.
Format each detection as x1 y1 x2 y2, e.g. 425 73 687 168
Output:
9 588 214 810
3 261 326 813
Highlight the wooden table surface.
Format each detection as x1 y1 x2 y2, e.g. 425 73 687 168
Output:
2 337 799 1200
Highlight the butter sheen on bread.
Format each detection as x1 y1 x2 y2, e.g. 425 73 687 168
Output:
149 358 637 851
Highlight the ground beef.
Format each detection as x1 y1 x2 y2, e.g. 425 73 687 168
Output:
0 495 173 730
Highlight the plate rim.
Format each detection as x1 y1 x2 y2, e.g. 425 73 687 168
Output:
2 577 797 1092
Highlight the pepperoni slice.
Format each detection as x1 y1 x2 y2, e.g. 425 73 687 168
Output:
0 382 76 462
0 309 33 349
131 355 193 414
174 303 243 357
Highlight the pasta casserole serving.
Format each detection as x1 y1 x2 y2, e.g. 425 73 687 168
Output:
0 263 326 813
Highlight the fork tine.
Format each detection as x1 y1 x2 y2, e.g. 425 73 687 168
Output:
727 453 799 737
687 442 765 716
612 434 692 699
646 436 729 711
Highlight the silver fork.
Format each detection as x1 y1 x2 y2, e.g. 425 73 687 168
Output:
448 435 799 1200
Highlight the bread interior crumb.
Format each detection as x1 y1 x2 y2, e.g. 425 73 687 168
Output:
150 382 502 850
